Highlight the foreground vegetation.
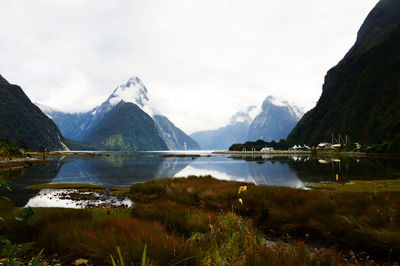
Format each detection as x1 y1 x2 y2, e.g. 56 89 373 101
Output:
1 176 399 265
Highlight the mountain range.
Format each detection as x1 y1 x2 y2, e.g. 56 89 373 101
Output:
191 96 304 150
3 0 398 153
38 77 200 151
287 0 400 152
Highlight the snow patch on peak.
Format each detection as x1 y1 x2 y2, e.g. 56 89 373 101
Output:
108 76 149 108
93 76 162 118
289 105 305 120
265 95 289 107
263 95 305 119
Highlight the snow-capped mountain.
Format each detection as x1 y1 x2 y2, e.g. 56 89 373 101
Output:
91 77 154 118
248 95 304 141
37 77 200 150
191 95 305 149
264 95 304 120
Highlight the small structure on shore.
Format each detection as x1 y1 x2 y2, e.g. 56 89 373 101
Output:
317 143 332 149
291 145 310 151
261 146 274 152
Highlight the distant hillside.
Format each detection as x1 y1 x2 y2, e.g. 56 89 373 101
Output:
154 115 200 150
191 121 250 151
35 105 92 142
288 0 400 152
190 108 254 150
85 102 168 151
0 75 66 151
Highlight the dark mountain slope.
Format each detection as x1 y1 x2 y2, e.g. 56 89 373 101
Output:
351 0 400 55
85 102 168 151
288 0 400 151
0 75 65 150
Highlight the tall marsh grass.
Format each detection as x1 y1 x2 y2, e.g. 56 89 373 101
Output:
130 176 400 261
1 176 398 264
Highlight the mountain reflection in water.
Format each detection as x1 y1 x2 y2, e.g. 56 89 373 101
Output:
3 152 400 207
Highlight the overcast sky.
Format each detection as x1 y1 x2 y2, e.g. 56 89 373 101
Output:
0 0 379 133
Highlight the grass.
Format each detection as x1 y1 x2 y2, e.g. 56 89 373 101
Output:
1 175 398 264
128 176 400 262
310 179 400 192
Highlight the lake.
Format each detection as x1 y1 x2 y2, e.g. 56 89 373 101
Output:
2 151 400 207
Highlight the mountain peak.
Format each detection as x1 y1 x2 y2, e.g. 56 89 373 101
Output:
352 0 400 55
264 95 289 107
0 74 9 86
108 76 149 108
263 95 304 119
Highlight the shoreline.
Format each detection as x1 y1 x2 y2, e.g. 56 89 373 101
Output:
213 150 312 155
0 157 49 169
213 150 368 156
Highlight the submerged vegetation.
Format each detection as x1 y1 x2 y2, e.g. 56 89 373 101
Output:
0 175 399 264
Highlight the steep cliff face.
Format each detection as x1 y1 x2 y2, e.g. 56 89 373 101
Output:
154 115 200 150
350 0 400 55
248 96 303 142
288 0 400 151
0 75 65 151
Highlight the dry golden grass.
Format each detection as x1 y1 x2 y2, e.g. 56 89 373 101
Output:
1 176 398 264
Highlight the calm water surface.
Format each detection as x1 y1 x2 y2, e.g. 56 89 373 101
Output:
2 151 400 207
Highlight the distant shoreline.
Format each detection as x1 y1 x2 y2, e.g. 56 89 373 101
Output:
213 150 312 155
213 150 368 156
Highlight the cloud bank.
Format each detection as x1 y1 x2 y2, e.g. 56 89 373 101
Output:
0 0 379 133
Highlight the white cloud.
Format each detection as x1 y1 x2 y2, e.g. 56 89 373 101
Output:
0 0 379 133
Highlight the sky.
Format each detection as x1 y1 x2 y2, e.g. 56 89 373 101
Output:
0 0 379 134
